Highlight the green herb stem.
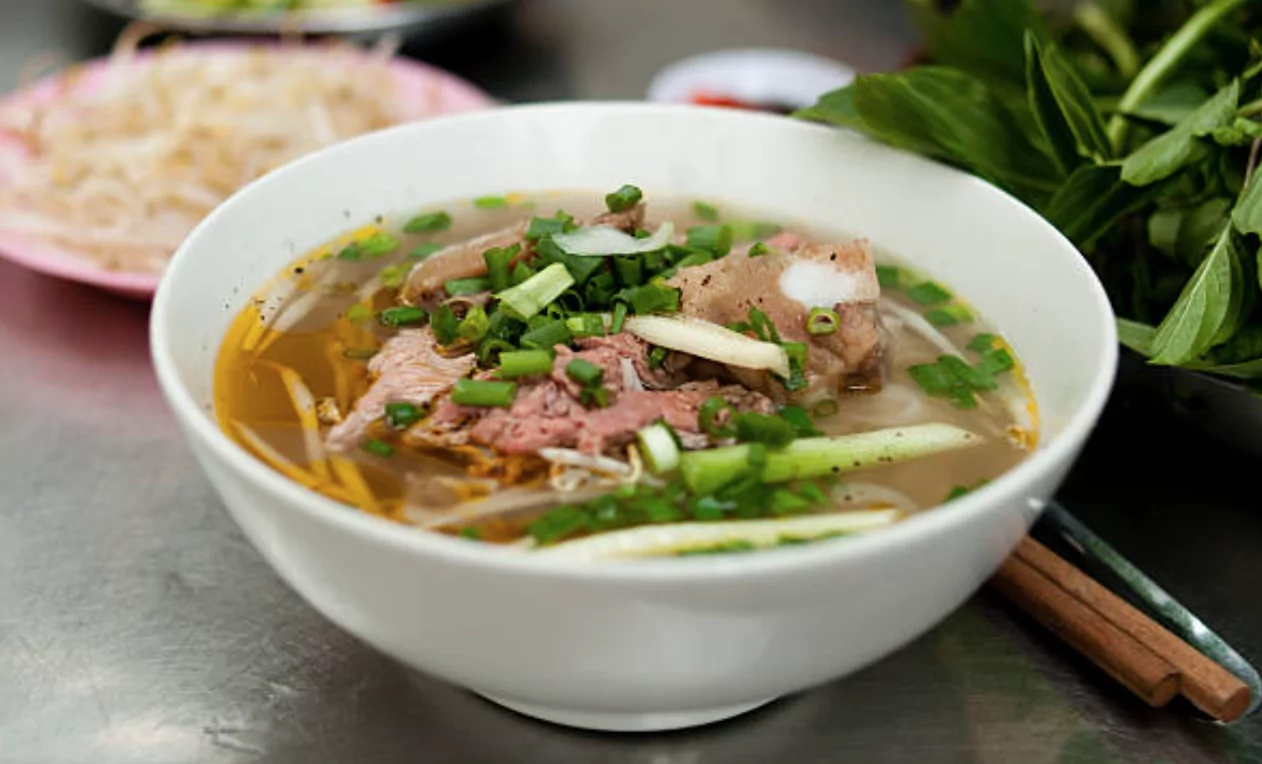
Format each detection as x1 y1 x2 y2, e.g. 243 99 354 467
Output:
1106 0 1250 148
451 378 517 408
498 350 554 378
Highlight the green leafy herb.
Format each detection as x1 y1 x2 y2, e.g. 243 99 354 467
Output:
692 201 721 221
431 305 460 345
906 281 953 306
686 225 734 256
403 211 452 234
924 305 974 326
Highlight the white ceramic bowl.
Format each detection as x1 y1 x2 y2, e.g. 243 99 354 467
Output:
150 103 1117 733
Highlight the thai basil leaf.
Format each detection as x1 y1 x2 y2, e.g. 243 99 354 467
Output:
1210 118 1262 147
847 67 1061 204
794 86 866 131
1176 198 1232 267
1024 31 1113 173
904 0 1051 90
1117 318 1156 356
1147 207 1183 257
1232 172 1262 236
1124 82 1211 126
1149 224 1239 365
1121 80 1240 187
1042 163 1161 248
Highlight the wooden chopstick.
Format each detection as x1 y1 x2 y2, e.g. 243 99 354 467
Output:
989 537 1250 722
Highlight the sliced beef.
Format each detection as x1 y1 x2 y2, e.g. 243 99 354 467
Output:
406 331 772 456
326 328 476 452
666 237 884 398
400 204 647 308
470 378 774 455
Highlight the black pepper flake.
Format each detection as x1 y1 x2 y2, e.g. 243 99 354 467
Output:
830 253 837 261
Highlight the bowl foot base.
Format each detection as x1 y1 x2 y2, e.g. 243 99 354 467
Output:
477 693 777 732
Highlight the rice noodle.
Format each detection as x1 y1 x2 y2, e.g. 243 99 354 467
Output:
879 299 963 357
0 33 419 274
537 448 633 477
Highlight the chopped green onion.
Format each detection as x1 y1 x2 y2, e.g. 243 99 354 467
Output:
384 402 424 430
647 345 668 369
698 396 737 438
875 264 903 289
779 342 810 392
431 305 460 344
778 405 821 437
379 264 408 288
476 338 517 365
615 283 682 316
483 244 518 292
734 412 796 447
527 505 589 545
451 378 517 408
458 305 491 342
945 480 989 502
610 302 629 334
613 255 644 287
474 195 509 209
727 220 783 240
566 313 608 338
685 224 733 256
377 306 428 327
403 211 452 234
498 350 554 379
346 304 372 324
748 242 773 258
605 184 643 213
581 387 611 408
458 527 482 540
906 281 952 307
679 423 983 495
747 307 781 343
670 251 714 271
806 307 841 335
363 439 395 457
526 212 575 241
519 317 572 351
565 358 604 387
585 271 618 306
637 422 682 474
408 242 444 260
924 305 973 326
769 488 812 516
495 263 576 320
445 277 491 296
692 201 721 222
510 262 535 285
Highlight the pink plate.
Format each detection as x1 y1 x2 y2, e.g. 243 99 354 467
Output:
0 43 496 300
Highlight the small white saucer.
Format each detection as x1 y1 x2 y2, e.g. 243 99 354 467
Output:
647 48 857 112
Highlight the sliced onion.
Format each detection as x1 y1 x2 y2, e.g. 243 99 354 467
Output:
623 314 790 377
551 221 674 256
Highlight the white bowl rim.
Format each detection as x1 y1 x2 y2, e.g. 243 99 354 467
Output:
150 101 1119 582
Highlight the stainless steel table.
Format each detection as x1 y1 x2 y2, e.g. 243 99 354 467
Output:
1 2 1259 762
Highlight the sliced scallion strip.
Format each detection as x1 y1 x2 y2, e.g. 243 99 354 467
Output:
377 306 428 327
605 184 643 212
565 358 604 387
384 402 424 430
679 423 984 495
495 262 576 320
451 378 517 408
445 277 491 296
806 307 841 335
637 422 681 474
498 350 554 379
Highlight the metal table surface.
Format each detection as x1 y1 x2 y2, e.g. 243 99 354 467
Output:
1 1 1260 762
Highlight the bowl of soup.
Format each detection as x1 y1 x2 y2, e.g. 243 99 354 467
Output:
150 103 1116 732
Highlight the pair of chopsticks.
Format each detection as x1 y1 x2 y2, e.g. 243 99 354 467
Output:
988 503 1257 723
